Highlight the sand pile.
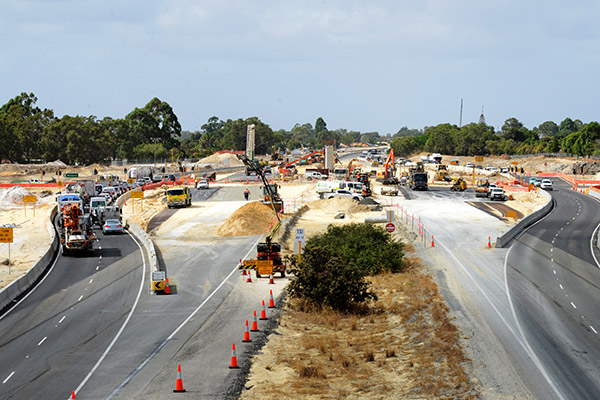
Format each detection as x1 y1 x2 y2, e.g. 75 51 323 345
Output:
0 186 33 209
308 197 371 214
199 153 244 167
217 201 277 236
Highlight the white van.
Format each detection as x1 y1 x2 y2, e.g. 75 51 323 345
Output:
102 186 118 200
90 196 107 210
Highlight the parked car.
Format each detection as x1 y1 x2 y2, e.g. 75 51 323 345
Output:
540 179 553 190
102 219 124 234
196 179 209 189
500 167 509 173
326 189 364 202
465 162 474 168
489 187 505 201
304 171 326 180
28 178 41 184
152 174 164 183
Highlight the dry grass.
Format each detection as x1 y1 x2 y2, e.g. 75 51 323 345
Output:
240 255 478 400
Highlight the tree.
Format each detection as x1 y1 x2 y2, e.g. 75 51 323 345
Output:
361 131 380 145
424 123 458 154
558 118 578 138
501 118 528 142
125 97 181 150
390 136 418 157
536 121 558 138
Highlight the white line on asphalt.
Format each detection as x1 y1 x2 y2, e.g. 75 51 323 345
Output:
553 270 556 274
591 326 598 334
96 266 99 270
551 248 553 252
59 316 66 324
589 222 600 269
571 302 577 309
89 279 93 284
99 255 102 260
77 295 83 302
559 284 564 290
37 336 47 346
99 246 102 250
72 231 147 399
106 235 264 400
3 371 15 384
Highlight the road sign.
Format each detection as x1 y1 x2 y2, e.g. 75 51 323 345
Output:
64 172 78 178
0 228 13 243
23 195 36 203
386 209 394 223
130 191 144 199
294 228 306 254
151 271 166 291
257 260 274 276
57 180 63 187
511 161 519 165
128 178 135 184
385 223 395 233
475 156 484 162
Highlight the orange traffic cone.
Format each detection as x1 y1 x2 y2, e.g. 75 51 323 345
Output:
268 274 274 284
431 235 435 247
251 311 259 332
229 344 240 369
246 272 252 283
242 269 247 276
243 320 252 342
487 236 491 248
165 278 171 294
71 391 76 399
173 364 186 393
259 300 268 320
268 289 275 308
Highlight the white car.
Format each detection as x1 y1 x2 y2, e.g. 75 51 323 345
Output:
196 179 209 189
326 189 364 202
540 179 553 191
489 187 505 201
304 171 326 180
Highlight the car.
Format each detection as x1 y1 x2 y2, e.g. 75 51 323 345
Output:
102 186 118 200
165 174 177 182
102 219 124 234
263 166 272 174
500 167 509 173
529 177 540 187
142 177 152 185
489 187 505 201
28 178 41 184
326 189 364 202
304 171 326 180
152 174 164 183
196 179 209 189
465 162 474 168
540 179 553 190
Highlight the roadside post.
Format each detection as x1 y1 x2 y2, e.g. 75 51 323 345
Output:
0 227 14 274
386 209 395 239
294 228 305 264
23 195 36 217
130 191 144 213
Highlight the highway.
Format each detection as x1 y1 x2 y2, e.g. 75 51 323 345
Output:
0 228 145 399
506 178 600 399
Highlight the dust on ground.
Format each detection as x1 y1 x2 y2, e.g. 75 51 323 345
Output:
0 186 56 290
122 188 168 232
217 202 280 236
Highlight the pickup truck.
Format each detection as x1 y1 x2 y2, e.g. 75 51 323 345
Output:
325 189 364 202
489 187 505 201
380 185 399 196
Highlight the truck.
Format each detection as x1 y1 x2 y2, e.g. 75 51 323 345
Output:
409 172 428 191
380 185 399 196
475 179 489 198
59 203 94 255
166 186 192 208
316 180 363 197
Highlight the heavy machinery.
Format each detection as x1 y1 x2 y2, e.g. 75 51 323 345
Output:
379 149 398 185
59 203 94 255
436 164 451 182
475 179 490 198
237 154 286 277
278 150 324 176
450 178 467 191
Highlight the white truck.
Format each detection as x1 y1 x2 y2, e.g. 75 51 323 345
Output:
317 180 363 198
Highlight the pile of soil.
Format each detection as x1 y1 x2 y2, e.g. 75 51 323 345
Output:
199 153 244 167
0 186 33 208
217 201 278 236
308 197 371 214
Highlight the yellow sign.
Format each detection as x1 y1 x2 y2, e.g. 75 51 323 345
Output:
0 228 13 243
130 191 144 199
511 161 519 165
243 260 256 267
506 210 517 218
152 281 166 291
475 156 484 162
23 195 36 203
57 180 63 187
128 178 135 184
257 260 274 276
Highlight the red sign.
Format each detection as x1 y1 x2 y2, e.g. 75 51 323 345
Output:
385 223 395 233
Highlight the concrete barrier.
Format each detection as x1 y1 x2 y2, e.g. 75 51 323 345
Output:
495 190 553 248
0 205 59 312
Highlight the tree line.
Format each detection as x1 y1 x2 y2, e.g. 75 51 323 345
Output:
390 118 600 159
1 92 598 165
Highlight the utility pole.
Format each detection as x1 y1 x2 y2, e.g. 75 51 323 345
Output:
459 98 463 128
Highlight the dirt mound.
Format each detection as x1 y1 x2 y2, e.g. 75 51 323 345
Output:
217 202 278 236
0 186 33 208
199 153 244 167
308 197 372 213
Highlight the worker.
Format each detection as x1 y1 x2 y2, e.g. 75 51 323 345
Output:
243 187 250 201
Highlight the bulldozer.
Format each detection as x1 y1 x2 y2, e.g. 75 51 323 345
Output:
450 177 467 192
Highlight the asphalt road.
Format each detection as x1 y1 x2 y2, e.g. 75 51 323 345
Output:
506 178 600 399
0 228 144 400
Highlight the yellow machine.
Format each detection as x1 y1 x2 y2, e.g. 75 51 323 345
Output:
450 178 467 192
436 164 451 182
166 186 192 208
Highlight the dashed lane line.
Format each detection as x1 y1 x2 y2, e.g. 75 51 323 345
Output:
3 371 15 384
37 337 47 346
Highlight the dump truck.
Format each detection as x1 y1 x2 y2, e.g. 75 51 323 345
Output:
409 172 428 191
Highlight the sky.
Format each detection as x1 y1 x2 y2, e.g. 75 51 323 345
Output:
1 0 599 135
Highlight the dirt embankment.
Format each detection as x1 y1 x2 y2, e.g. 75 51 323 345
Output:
217 201 279 237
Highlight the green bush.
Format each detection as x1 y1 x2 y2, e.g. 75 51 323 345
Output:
287 246 376 311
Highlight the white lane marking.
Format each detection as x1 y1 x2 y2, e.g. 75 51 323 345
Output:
106 235 264 399
3 371 15 384
571 302 577 309
96 266 99 270
77 295 83 302
59 316 66 324
551 248 553 252
559 284 564 290
73 231 148 398
99 256 102 260
553 270 556 274
99 246 102 250
37 336 47 346
590 221 600 270
89 279 93 284
592 326 598 334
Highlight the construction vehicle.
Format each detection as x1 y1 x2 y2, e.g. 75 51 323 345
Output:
436 164 451 182
381 185 399 196
59 203 94 255
237 154 286 277
354 172 372 197
475 179 490 198
278 150 324 176
166 186 192 208
377 149 398 185
450 178 467 191
409 172 428 191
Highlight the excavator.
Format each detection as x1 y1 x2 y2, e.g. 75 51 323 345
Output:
379 148 398 185
237 154 286 277
278 150 324 176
